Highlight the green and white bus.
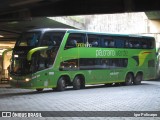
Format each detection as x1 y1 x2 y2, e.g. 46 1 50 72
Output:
9 28 156 91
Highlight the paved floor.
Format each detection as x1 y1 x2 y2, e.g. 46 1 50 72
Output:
0 80 160 120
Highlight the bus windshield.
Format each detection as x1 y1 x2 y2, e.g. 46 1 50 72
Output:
11 55 31 75
10 31 65 75
16 32 41 47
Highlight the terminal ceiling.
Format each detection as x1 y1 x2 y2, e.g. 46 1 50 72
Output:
0 0 160 48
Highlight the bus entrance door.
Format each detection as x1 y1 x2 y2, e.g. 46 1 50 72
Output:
32 51 51 88
34 70 50 88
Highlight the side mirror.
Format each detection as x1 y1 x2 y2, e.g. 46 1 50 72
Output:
27 46 48 61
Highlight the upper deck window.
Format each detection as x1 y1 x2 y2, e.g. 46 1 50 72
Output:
141 38 155 49
40 32 65 46
65 33 86 49
16 32 41 47
87 34 100 47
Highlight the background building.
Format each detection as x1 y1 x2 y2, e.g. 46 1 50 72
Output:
84 12 160 48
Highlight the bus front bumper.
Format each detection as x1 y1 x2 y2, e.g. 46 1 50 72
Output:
10 76 33 88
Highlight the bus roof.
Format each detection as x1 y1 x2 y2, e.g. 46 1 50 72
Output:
27 28 154 39
68 29 154 39
27 28 74 32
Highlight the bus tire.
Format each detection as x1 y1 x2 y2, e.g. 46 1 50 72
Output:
52 88 56 91
57 77 66 91
124 73 133 86
133 73 142 85
36 88 43 92
73 76 81 90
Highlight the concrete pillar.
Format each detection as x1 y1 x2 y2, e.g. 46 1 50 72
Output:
149 20 160 33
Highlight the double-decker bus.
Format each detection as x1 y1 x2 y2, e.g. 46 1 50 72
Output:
9 28 156 91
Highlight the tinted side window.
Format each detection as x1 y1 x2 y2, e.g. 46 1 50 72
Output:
88 34 100 47
17 32 40 47
141 38 155 49
41 32 65 46
65 33 85 49
141 39 148 49
101 36 114 48
115 38 126 48
128 37 155 49
59 59 78 71
149 38 155 49
128 38 141 48
59 58 128 71
101 36 128 48
79 58 128 70
147 39 154 49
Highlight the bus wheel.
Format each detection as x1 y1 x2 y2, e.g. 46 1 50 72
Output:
73 76 81 90
133 73 142 85
52 88 56 91
124 73 133 85
57 77 66 91
36 88 43 92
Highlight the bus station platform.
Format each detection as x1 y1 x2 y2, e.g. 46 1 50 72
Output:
0 80 160 120
0 83 11 88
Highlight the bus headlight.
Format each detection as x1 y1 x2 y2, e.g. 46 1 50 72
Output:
25 78 31 82
9 77 12 80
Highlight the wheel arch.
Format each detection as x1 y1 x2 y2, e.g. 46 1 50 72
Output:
124 71 134 86
136 71 143 76
73 74 85 87
58 74 72 86
125 71 135 78
133 71 143 85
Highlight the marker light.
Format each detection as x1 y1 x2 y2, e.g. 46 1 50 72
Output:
14 55 18 58
25 78 30 82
